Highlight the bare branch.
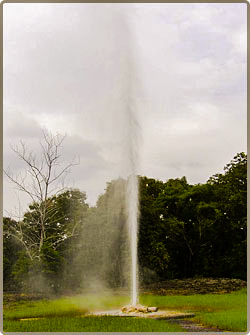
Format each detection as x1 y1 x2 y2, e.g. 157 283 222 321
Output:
182 230 193 256
49 160 79 185
4 169 39 202
3 230 33 260
5 129 78 259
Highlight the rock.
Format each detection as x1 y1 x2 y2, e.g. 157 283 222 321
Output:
206 280 218 285
121 305 135 313
148 307 158 312
120 304 157 314
127 307 136 313
136 305 148 313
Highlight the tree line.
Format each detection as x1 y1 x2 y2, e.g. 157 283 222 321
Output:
3 133 247 293
138 151 246 282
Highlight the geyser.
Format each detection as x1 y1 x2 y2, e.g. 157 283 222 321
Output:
125 103 140 306
127 173 139 305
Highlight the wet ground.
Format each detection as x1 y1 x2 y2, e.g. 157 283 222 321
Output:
89 308 195 319
168 319 222 332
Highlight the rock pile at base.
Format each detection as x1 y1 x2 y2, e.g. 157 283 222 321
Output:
121 304 158 314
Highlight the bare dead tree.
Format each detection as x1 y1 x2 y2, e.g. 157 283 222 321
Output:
4 129 79 260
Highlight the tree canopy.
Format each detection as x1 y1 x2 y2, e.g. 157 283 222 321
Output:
4 152 247 293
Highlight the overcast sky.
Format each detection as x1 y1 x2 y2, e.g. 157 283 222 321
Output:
3 3 247 216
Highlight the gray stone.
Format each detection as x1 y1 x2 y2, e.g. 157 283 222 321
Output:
148 307 158 312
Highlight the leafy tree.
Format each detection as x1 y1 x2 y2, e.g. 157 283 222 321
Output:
4 189 89 293
138 176 167 280
11 251 33 291
3 217 24 291
138 153 247 280
206 152 247 279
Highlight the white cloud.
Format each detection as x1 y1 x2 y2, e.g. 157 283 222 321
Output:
3 3 247 214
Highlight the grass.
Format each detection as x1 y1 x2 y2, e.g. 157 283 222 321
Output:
3 316 184 332
192 289 247 332
140 288 247 332
4 298 87 320
194 310 247 332
4 294 129 321
140 288 247 312
3 288 247 332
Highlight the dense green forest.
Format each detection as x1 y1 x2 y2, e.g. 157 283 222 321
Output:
3 152 247 293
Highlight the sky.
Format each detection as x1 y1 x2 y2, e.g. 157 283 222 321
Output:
3 3 247 216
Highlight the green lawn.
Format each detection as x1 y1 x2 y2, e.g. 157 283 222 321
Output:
3 316 184 332
3 288 247 332
141 288 247 332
